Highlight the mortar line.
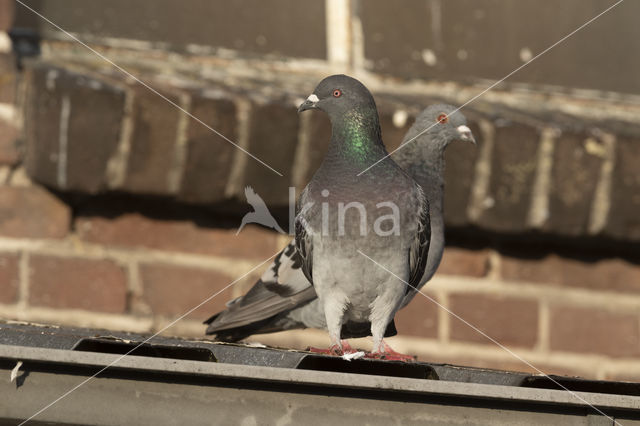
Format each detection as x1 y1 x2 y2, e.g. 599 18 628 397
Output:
527 127 558 228
588 132 616 234
467 119 495 222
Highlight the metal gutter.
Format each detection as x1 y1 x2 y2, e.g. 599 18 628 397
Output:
1 322 639 425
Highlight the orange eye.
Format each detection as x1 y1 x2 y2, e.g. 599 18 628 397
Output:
333 89 342 98
437 113 448 124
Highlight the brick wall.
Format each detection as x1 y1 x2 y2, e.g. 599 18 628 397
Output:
1 0 640 382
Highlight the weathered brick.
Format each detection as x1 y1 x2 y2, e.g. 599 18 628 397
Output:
0 186 70 238
0 0 14 31
550 305 640 358
545 132 602 235
0 253 19 304
449 293 539 348
443 120 481 227
29 255 127 313
395 291 438 338
140 263 234 320
0 117 19 166
438 247 489 278
501 251 640 293
379 107 414 152
64 75 125 192
296 110 331 190
237 100 299 206
24 65 61 186
360 0 640 94
23 63 125 192
0 53 16 104
15 0 326 59
476 122 539 232
76 213 279 260
178 93 237 203
606 136 640 241
123 84 182 194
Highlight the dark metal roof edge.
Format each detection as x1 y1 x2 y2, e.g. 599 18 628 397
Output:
2 344 639 411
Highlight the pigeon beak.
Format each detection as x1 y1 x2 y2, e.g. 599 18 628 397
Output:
456 125 476 144
298 94 319 113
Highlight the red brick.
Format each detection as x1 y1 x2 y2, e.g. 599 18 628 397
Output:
0 117 19 165
0 253 19 304
238 100 299 205
449 293 539 348
0 186 70 239
295 110 330 190
123 85 182 194
607 136 640 241
443 120 481 227
23 63 126 193
546 131 602 236
550 305 640 358
0 53 16 104
378 106 413 152
395 291 438 338
140 263 234 320
477 122 540 232
0 0 14 31
501 253 640 293
438 247 489 278
178 94 237 204
29 256 127 313
76 214 279 259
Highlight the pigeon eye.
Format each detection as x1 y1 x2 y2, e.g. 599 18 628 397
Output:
333 89 342 98
437 113 448 124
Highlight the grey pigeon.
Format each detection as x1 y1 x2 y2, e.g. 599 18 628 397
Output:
205 104 475 349
292 74 430 356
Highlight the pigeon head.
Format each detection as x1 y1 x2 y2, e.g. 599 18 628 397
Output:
299 75 385 162
410 104 475 146
407 104 475 147
298 74 377 119
393 104 475 179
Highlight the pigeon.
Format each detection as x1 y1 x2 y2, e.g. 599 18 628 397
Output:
204 103 475 352
289 74 430 358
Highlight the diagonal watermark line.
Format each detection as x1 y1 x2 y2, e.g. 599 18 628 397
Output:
18 249 282 426
15 0 284 177
356 249 621 425
357 0 625 177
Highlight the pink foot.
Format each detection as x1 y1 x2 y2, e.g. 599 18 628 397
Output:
307 340 357 356
365 341 416 362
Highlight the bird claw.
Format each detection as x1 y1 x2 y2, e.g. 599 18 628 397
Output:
307 341 358 356
365 342 416 362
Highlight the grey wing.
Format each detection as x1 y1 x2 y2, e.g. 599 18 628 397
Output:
294 194 314 285
260 241 311 296
403 186 431 304
204 241 316 334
